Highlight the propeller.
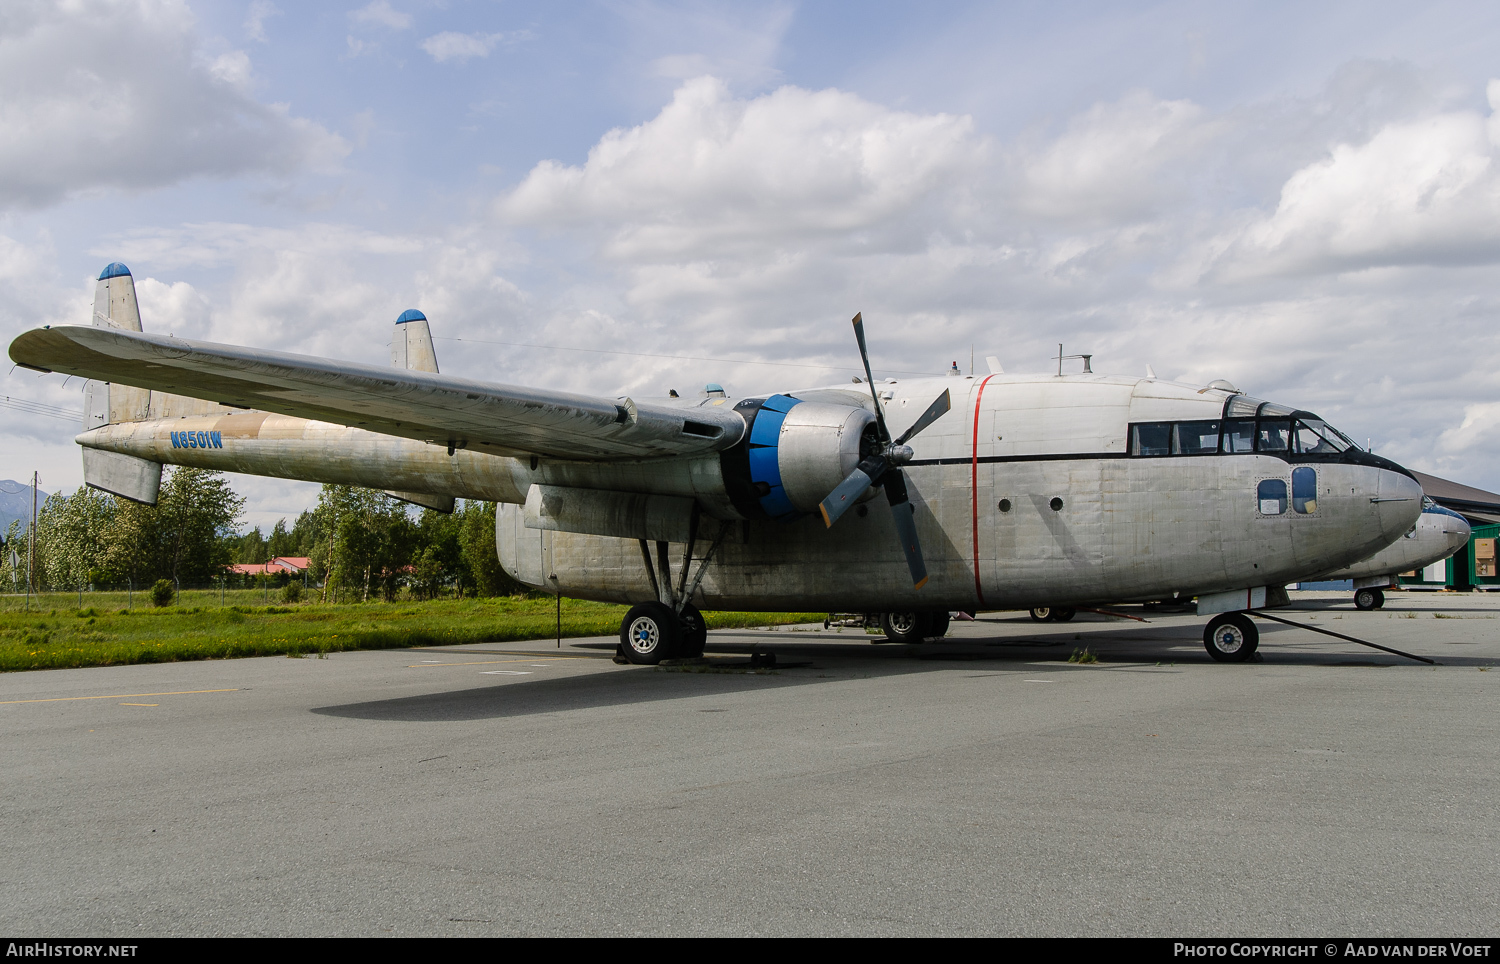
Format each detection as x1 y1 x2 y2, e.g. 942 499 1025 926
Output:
817 313 951 589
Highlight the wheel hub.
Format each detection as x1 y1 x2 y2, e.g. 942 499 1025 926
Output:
628 617 661 654
1216 627 1244 653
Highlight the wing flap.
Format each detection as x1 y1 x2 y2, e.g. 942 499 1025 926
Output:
11 325 744 461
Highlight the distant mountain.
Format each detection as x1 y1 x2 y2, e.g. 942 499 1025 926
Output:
0 479 49 535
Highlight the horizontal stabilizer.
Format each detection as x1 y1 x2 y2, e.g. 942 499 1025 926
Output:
83 447 161 504
11 325 745 462
386 490 456 513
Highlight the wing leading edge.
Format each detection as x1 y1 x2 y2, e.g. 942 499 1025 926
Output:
10 325 744 461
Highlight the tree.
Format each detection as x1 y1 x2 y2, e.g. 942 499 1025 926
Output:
106 468 244 586
36 487 117 589
458 501 521 596
316 485 415 602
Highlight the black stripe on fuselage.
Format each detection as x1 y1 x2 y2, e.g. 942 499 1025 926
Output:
907 451 1412 476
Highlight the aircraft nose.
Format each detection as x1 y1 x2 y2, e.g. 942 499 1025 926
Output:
1376 470 1424 540
1445 514 1473 553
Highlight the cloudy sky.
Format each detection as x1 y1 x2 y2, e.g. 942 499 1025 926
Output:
6 0 1500 528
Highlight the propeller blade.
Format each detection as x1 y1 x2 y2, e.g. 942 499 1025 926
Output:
818 457 886 528
884 470 929 590
850 312 891 442
894 388 951 446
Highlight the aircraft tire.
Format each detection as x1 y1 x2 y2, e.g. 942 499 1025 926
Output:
679 604 708 658
1051 607 1077 622
928 611 951 639
1354 588 1379 611
1029 607 1051 622
1203 612 1259 663
1373 589 1385 608
882 611 931 643
620 602 681 664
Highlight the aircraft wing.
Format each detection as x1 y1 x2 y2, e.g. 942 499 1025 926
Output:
10 325 744 461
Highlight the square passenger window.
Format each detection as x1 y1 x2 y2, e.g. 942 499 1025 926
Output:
1130 422 1171 456
1258 478 1287 515
1173 420 1220 455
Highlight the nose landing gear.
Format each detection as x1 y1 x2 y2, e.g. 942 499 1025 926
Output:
1203 612 1260 662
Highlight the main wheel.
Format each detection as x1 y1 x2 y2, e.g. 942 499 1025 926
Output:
882 611 931 643
1029 607 1051 622
1373 588 1385 609
678 604 708 658
1051 607 1077 622
928 611 951 639
1203 612 1259 663
1354 587 1379 611
620 602 681 664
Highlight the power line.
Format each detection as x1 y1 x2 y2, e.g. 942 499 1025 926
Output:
1 396 82 423
432 336 936 377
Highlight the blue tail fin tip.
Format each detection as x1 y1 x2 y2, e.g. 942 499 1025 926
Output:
98 262 131 280
396 309 427 324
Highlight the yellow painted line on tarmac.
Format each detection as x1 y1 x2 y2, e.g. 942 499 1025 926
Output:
0 688 239 705
406 657 573 669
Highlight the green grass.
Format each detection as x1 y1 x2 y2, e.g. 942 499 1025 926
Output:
0 591 822 672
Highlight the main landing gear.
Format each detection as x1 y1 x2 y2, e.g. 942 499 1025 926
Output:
1354 587 1386 611
879 611 951 643
1203 612 1259 662
617 515 730 665
620 601 708 664
1029 606 1077 622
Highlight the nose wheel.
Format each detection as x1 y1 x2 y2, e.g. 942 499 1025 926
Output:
1203 612 1259 662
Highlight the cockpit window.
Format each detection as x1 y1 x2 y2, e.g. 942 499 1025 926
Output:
1257 402 1296 418
1257 420 1291 453
1293 419 1350 454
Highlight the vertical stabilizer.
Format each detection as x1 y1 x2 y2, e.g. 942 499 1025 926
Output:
92 263 151 422
386 308 451 510
391 309 440 374
94 263 143 331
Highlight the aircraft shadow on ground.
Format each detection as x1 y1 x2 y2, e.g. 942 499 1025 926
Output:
310 666 829 723
316 619 1466 722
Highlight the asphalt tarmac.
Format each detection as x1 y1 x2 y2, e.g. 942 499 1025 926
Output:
1 591 1496 937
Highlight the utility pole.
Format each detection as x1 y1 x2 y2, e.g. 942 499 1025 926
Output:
26 471 37 610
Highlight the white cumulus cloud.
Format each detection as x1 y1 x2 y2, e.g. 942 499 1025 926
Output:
500 76 983 261
421 31 509 64
349 1 410 31
1211 79 1500 279
0 0 348 210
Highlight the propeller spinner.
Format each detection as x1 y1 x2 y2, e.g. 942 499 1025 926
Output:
817 313 950 589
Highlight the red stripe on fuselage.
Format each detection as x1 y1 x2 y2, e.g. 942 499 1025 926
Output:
971 374 997 606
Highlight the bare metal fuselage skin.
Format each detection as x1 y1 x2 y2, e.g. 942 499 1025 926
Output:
79 372 1424 613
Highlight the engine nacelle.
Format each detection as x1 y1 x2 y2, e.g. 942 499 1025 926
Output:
734 394 877 519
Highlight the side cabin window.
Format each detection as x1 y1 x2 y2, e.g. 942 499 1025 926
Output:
1221 419 1255 453
1292 466 1317 513
1258 479 1287 515
1257 420 1292 453
1129 422 1172 456
1174 420 1220 455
